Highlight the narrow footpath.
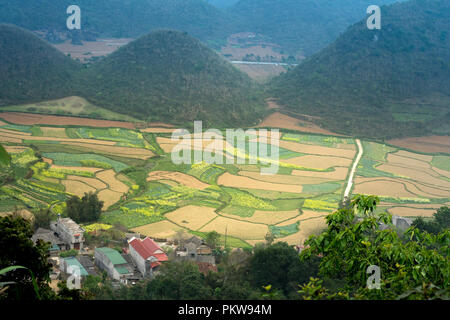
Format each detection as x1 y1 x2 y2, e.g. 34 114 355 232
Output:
343 139 363 200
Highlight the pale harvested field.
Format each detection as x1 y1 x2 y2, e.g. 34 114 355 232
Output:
432 167 450 179
0 112 135 129
200 217 269 240
164 205 218 231
4 146 28 153
96 170 129 193
132 220 184 239
255 112 335 135
218 172 302 193
0 128 32 136
275 217 328 245
62 180 96 197
62 142 154 159
97 189 123 209
387 207 436 217
292 167 349 180
50 165 102 173
221 210 300 225
141 128 176 133
0 120 6 126
147 171 210 190
386 153 430 170
377 164 450 189
0 209 34 221
234 63 286 81
387 136 450 154
279 140 356 159
355 176 450 198
0 135 21 143
283 155 352 170
66 175 107 190
53 38 133 61
276 210 329 227
354 180 416 198
394 150 433 163
239 171 330 185
379 203 445 210
40 127 68 138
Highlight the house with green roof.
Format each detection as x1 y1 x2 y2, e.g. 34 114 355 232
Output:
61 257 89 277
94 247 133 283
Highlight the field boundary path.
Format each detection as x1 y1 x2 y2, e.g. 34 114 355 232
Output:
344 139 363 200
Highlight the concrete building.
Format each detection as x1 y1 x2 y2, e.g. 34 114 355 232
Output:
94 247 133 284
32 228 64 255
176 241 215 265
128 237 168 277
50 216 84 250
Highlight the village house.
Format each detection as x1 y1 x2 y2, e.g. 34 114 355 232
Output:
50 215 84 250
94 247 134 284
128 237 168 277
31 227 64 255
176 238 215 265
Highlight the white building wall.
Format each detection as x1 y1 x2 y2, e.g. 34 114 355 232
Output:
129 244 146 276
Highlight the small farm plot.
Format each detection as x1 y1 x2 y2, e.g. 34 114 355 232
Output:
42 153 128 171
164 205 218 231
132 220 186 239
199 216 269 241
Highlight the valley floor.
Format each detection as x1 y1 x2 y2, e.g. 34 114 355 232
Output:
0 109 449 247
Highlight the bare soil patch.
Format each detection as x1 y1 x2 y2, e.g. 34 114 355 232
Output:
387 207 436 217
66 175 107 190
292 167 348 180
255 112 335 135
387 136 450 154
280 140 356 159
221 210 300 225
97 189 123 209
62 180 96 197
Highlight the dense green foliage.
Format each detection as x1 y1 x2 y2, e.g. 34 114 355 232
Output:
413 207 450 235
66 192 104 223
0 214 53 300
78 30 266 127
299 195 449 299
230 0 399 56
270 0 450 139
0 24 80 106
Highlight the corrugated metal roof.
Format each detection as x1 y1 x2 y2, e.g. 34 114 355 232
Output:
115 266 131 275
96 247 128 265
64 257 88 276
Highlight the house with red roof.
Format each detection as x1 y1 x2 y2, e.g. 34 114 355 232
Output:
128 237 168 277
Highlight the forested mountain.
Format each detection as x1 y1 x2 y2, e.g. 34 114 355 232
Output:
229 0 401 56
270 0 450 139
0 0 404 56
77 30 266 127
0 24 81 106
0 0 233 41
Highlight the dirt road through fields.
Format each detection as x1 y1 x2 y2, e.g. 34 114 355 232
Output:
344 139 363 199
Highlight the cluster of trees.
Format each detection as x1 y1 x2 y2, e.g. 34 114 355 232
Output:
66 192 103 223
413 207 450 235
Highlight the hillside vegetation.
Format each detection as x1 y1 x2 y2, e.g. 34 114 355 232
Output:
0 24 81 106
77 30 266 127
270 0 450 139
0 0 234 42
0 25 266 128
229 0 400 56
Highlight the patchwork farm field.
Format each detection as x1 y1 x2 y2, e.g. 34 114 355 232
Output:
1 112 448 247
